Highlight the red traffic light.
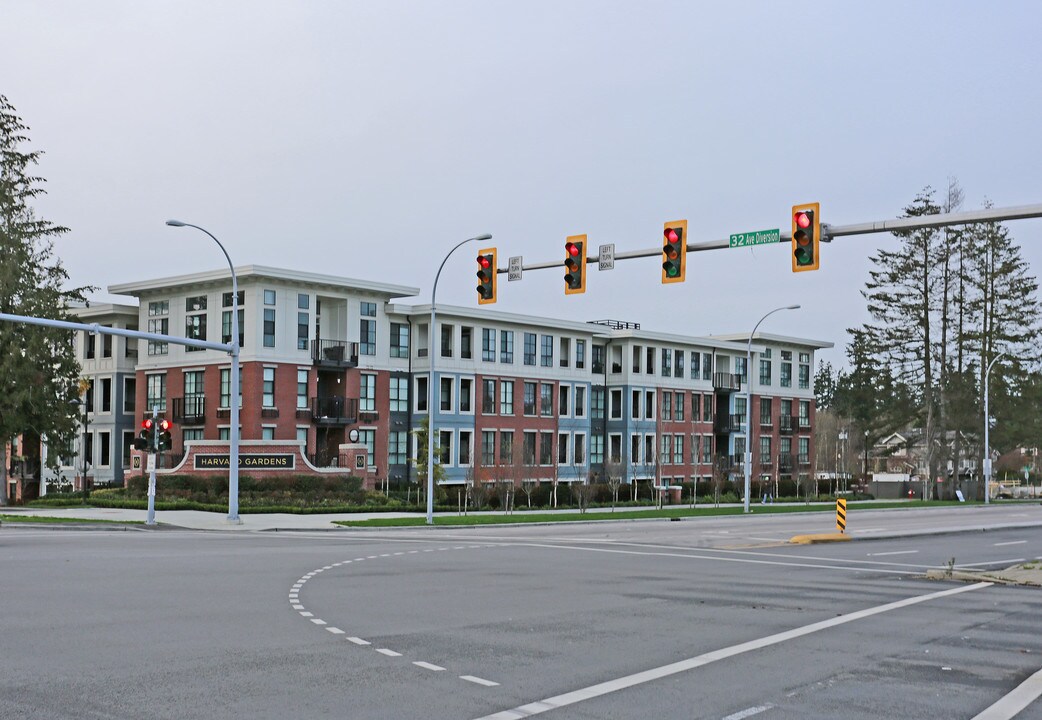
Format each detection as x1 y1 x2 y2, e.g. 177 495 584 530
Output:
142 418 153 430
566 242 581 257
794 211 811 230
664 228 680 243
477 255 491 269
159 419 172 431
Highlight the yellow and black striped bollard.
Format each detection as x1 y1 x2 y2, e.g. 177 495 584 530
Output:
836 498 847 533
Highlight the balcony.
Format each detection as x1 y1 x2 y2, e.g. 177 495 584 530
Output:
779 415 797 435
778 453 795 473
760 416 773 428
714 413 745 434
312 339 358 368
311 396 358 425
713 372 742 392
592 361 604 374
171 395 206 424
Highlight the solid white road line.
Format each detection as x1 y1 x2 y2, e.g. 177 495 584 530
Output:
993 540 1027 547
721 704 774 720
866 550 919 556
971 665 1042 720
461 675 500 687
472 582 992 720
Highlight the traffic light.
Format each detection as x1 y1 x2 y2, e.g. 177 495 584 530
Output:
476 248 497 305
662 220 687 283
791 202 821 272
137 418 154 452
157 418 173 451
564 235 587 295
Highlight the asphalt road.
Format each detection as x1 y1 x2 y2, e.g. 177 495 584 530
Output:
2 506 1040 720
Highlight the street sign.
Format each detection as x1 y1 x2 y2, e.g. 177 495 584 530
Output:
729 228 780 248
598 243 615 270
508 256 523 281
146 454 156 473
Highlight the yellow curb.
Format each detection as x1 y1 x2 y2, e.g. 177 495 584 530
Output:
789 533 852 544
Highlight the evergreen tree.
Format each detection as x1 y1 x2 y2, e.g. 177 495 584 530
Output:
813 359 841 411
0 95 91 504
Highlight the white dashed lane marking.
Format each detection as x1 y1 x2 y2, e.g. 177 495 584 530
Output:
289 544 498 689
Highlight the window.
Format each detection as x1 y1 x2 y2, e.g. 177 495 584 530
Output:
459 378 473 413
146 374 166 412
523 431 537 465
691 393 700 421
760 436 772 464
296 427 308 445
389 431 408 465
441 323 454 358
576 340 586 369
122 430 134 467
84 379 94 413
759 357 772 386
523 382 536 415
799 436 810 464
558 385 570 417
662 391 672 421
360 374 376 412
675 350 683 378
574 434 586 465
222 308 244 347
219 368 243 409
760 397 773 426
540 335 553 367
123 377 136 414
260 368 275 407
390 323 409 358
100 378 111 413
523 333 536 365
691 434 700 465
359 302 376 356
539 431 553 465
458 430 472 466
735 356 748 383
591 387 605 420
499 380 513 414
99 432 111 467
590 435 604 464
609 434 622 464
223 291 244 308
660 434 672 465
702 353 712 380
147 301 169 355
185 295 207 352
631 390 641 420
782 350 792 361
389 376 409 412
540 383 553 416
662 348 672 377
499 431 514 465
500 330 514 363
482 328 496 361
610 389 622 419
592 344 605 373
799 400 810 427
439 430 453 466
645 390 655 420
297 369 309 410
674 392 684 421
702 435 712 463
482 379 496 414
262 427 276 441
674 434 684 465
183 370 204 418
264 289 276 305
799 352 810 364
360 429 376 467
574 386 586 418
735 396 747 426
263 308 276 348
799 362 811 390
83 331 96 359
690 351 700 379
461 327 473 360
558 432 569 465
646 347 655 375
631 434 641 465
559 337 570 368
297 312 309 350
481 431 495 466
439 376 453 412
702 394 712 422
415 377 428 412
780 362 792 388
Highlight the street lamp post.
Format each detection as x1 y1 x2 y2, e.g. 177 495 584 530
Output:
983 351 1007 505
165 220 241 522
743 304 800 513
427 234 492 525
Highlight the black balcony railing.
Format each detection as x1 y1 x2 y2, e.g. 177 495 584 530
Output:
760 415 773 428
713 372 742 392
592 361 605 374
714 413 745 434
311 396 358 425
778 453 795 472
311 339 359 368
171 395 206 424
779 415 797 435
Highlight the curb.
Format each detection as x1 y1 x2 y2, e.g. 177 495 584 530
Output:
789 532 852 544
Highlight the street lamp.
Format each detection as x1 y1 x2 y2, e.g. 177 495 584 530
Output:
983 351 1007 505
743 304 800 513
69 397 90 502
427 233 492 525
165 220 241 523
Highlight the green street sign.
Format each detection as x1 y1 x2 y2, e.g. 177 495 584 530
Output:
729 228 780 248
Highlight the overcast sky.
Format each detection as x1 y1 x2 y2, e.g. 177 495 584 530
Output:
5 1 1041 369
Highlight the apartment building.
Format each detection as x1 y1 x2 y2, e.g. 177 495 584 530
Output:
62 266 830 492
